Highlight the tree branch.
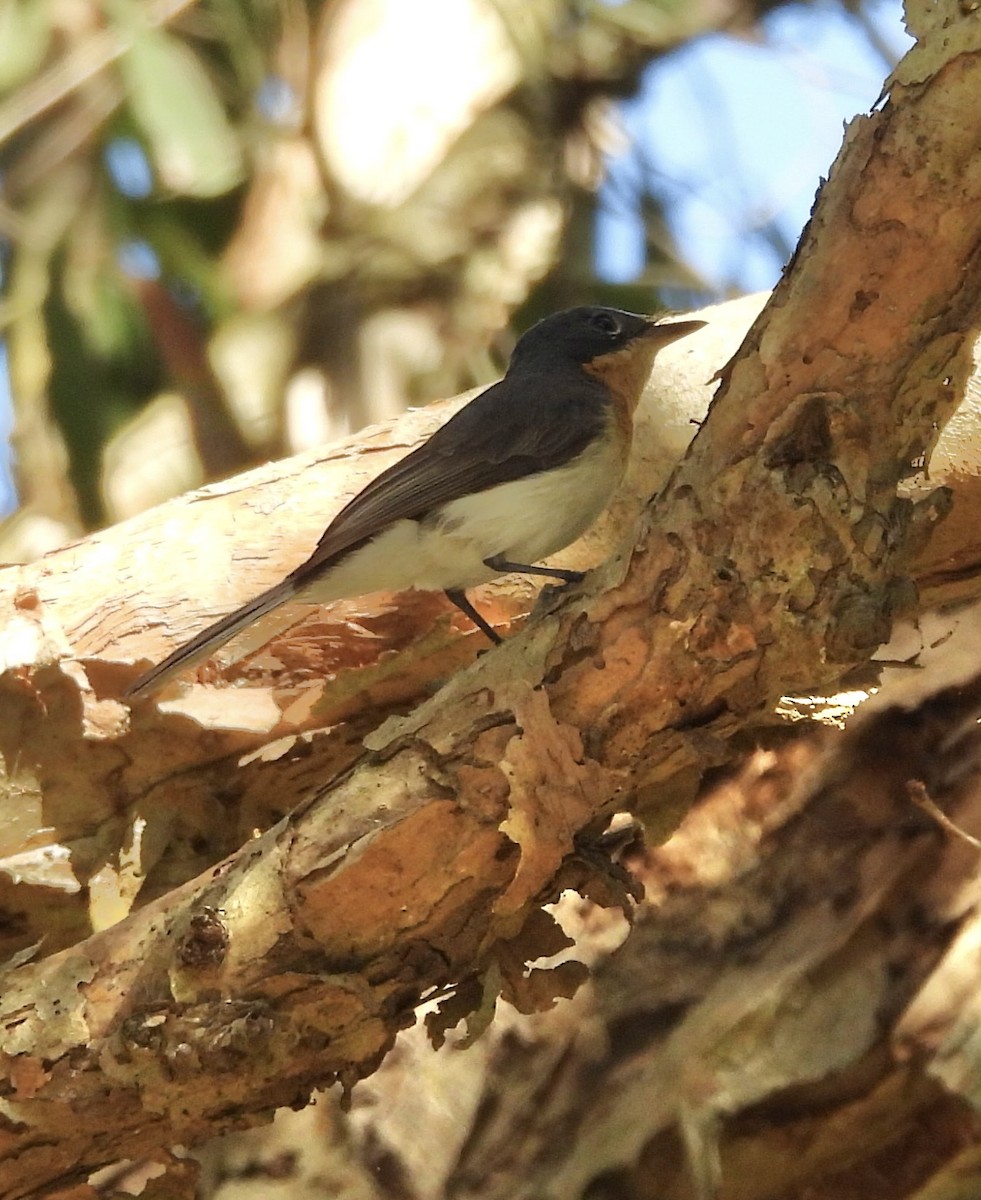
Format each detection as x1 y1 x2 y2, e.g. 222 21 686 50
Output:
3 19 981 1194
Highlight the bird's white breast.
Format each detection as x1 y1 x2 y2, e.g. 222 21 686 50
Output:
297 426 625 603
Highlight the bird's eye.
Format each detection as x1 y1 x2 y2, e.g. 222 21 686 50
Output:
590 311 621 337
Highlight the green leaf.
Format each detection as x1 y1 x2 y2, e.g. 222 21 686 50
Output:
0 0 51 91
119 27 244 198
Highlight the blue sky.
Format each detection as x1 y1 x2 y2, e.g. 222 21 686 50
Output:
596 0 911 300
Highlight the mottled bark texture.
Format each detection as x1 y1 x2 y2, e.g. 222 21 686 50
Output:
4 10 981 1198
303 642 981 1200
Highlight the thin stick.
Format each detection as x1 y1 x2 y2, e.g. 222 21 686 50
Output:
907 778 981 852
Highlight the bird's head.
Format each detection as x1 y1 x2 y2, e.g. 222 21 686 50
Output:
511 305 705 369
509 306 706 425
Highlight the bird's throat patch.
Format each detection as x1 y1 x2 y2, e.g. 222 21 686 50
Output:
582 340 662 443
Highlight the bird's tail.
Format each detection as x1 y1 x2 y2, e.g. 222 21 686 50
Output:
124 576 303 699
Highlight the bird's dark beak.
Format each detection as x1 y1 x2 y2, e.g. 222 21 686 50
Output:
641 317 707 348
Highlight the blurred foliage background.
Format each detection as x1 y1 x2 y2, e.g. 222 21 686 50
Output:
0 0 906 561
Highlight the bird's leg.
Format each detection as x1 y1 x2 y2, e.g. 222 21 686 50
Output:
445 589 502 644
447 561 586 646
482 555 585 585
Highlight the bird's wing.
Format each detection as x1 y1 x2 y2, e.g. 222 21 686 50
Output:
293 370 607 578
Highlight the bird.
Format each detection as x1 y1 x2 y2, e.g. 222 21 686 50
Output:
124 306 705 698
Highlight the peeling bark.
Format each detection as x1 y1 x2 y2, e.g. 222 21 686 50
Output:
326 638 981 1200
